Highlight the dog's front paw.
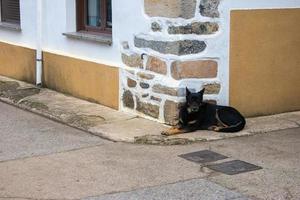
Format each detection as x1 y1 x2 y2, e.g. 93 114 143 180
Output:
161 127 183 136
208 126 221 132
213 126 221 132
161 130 171 136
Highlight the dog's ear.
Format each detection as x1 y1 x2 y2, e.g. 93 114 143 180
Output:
186 87 191 96
198 88 205 96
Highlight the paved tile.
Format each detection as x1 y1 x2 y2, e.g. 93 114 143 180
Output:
207 160 262 175
179 150 228 163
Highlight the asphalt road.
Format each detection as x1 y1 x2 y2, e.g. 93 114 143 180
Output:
0 102 299 200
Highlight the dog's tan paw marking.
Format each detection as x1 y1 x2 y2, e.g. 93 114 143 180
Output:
208 126 217 131
213 126 221 132
161 130 170 136
161 127 183 136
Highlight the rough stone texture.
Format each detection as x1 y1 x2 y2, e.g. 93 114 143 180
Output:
137 72 155 80
144 0 197 19
142 94 150 98
168 22 219 35
122 41 129 49
204 83 221 94
151 22 162 32
122 90 134 109
152 84 184 97
121 53 143 68
134 37 206 56
171 60 218 80
146 56 167 75
140 82 150 89
136 98 159 119
200 0 220 18
151 96 162 102
127 78 137 88
164 100 183 126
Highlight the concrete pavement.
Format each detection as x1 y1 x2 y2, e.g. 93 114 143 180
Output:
0 101 300 199
84 179 250 200
0 101 109 162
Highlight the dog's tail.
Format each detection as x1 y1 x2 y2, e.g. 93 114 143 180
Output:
217 120 246 133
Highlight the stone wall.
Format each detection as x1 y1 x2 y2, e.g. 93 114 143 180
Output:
120 0 222 125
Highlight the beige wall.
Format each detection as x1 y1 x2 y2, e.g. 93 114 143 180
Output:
0 42 36 83
230 9 300 117
43 52 119 109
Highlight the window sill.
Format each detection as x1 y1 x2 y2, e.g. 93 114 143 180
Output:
63 32 112 46
0 22 21 32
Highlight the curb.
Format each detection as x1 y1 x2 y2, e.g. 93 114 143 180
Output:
1 76 300 145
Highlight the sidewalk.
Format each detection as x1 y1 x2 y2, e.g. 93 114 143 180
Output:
1 75 300 145
0 104 299 200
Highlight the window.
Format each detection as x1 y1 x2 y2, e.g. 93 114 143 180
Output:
77 0 112 35
0 0 20 24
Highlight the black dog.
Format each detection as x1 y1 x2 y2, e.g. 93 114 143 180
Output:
162 88 246 136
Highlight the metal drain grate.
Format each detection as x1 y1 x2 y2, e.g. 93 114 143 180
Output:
179 150 228 164
207 160 262 175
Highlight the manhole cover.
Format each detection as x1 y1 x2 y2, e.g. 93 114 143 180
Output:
207 160 262 175
179 150 228 163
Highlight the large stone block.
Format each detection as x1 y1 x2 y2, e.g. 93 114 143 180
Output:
137 72 155 80
121 53 143 68
140 82 150 89
200 0 220 18
151 96 162 102
122 90 134 109
168 22 219 35
171 60 218 80
152 84 184 96
127 78 137 88
204 83 221 94
151 22 162 32
164 100 183 125
144 0 197 19
134 37 206 56
146 56 167 75
136 98 160 118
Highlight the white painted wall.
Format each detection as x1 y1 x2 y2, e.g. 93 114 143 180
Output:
0 0 150 67
42 0 149 67
0 0 37 49
0 0 299 115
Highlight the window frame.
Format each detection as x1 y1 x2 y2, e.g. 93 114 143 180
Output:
76 0 112 35
0 0 20 25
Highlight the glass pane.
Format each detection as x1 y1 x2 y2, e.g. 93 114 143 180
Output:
106 0 112 28
86 0 101 27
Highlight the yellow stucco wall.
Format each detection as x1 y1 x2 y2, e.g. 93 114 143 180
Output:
43 52 119 109
230 9 300 117
0 42 36 83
